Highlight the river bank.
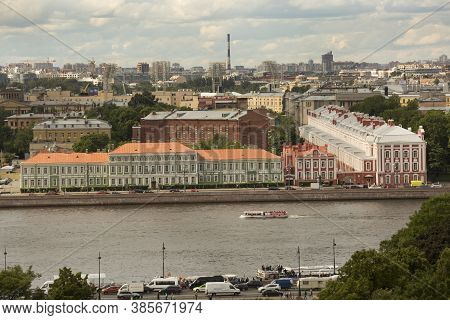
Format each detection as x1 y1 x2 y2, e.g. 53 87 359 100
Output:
0 188 448 208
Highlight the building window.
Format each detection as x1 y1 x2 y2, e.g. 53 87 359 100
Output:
403 163 409 171
413 150 418 158
413 174 419 181
385 163 391 172
321 160 326 168
305 161 310 169
394 163 400 171
403 150 409 158
403 175 409 184
329 171 333 179
328 160 333 168
413 162 418 171
394 175 400 185
386 175 391 184
365 162 371 171
394 151 399 158
313 161 318 168
385 150 391 159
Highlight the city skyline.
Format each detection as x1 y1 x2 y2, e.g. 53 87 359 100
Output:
0 0 449 67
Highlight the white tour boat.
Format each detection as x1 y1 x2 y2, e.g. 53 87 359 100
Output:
240 210 288 219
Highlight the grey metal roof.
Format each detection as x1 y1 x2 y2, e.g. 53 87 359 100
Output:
143 110 248 121
33 118 111 130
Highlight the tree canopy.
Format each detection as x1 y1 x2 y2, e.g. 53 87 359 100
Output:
0 266 38 299
72 133 111 153
0 110 33 159
268 114 303 155
47 267 95 300
319 194 450 300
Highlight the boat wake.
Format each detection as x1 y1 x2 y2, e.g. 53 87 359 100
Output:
288 215 310 219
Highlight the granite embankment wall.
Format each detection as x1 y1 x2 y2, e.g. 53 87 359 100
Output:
0 188 448 209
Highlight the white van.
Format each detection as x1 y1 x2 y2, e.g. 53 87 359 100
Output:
205 282 240 296
146 277 179 291
40 281 54 295
119 282 145 293
297 275 338 291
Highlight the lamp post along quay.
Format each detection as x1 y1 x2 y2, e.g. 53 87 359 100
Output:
98 252 101 300
333 238 336 275
3 248 7 271
297 246 301 298
162 242 166 278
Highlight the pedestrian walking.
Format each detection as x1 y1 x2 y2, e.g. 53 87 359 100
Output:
195 292 198 300
157 292 160 300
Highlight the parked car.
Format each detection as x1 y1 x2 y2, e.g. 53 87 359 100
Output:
117 291 141 300
193 284 206 293
368 184 382 189
101 285 120 295
285 186 296 190
96 190 109 194
158 285 182 295
262 289 284 297
190 188 199 192
246 279 263 288
169 188 181 193
205 282 240 296
431 182 443 188
268 186 280 190
234 282 248 291
46 190 59 195
271 278 293 289
189 276 224 289
258 283 281 293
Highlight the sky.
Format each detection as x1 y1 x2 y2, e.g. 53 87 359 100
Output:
0 0 449 68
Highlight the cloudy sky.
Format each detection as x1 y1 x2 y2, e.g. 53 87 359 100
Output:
0 0 449 67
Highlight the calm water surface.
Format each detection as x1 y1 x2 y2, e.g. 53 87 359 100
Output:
0 200 423 284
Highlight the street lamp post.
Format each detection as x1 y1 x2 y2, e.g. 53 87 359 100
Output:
333 238 336 275
162 242 166 278
297 246 301 299
98 252 101 300
3 248 7 271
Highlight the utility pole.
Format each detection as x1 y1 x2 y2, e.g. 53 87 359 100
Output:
297 246 301 299
162 242 166 278
98 252 101 300
333 238 336 275
3 248 7 271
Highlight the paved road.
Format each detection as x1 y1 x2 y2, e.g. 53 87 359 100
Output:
102 287 310 301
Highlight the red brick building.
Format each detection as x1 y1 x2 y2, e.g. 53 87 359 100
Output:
282 143 337 185
132 110 273 149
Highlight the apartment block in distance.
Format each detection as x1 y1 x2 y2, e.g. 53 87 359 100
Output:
30 118 112 155
300 105 427 186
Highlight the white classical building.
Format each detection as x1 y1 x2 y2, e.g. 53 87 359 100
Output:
300 105 427 186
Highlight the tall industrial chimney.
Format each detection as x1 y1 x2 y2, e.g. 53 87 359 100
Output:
227 33 231 72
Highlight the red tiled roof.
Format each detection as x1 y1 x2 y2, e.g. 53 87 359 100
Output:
110 142 194 154
197 149 280 161
21 152 108 164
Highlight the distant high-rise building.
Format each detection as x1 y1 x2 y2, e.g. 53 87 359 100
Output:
208 62 226 92
438 54 448 64
321 51 334 74
152 61 171 81
307 59 314 72
137 62 150 74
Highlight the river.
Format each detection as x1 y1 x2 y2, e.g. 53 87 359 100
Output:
0 200 423 284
